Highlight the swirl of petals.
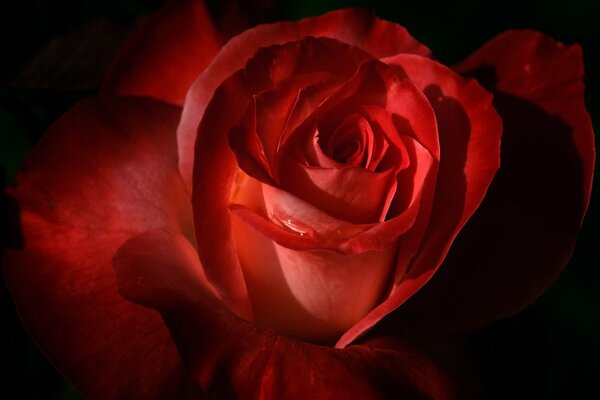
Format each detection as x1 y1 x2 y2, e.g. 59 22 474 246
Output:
193 34 502 346
179 7 432 189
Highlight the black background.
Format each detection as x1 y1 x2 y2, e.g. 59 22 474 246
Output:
1 1 598 398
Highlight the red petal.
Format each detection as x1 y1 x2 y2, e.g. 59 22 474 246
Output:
229 156 428 254
229 183 375 251
102 0 221 105
3 96 191 399
337 55 502 347
280 162 398 223
231 208 398 342
179 8 431 188
401 31 595 330
192 73 255 319
113 228 218 312
112 228 466 399
456 30 594 211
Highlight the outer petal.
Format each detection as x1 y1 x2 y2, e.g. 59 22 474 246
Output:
456 30 594 210
401 31 595 330
113 228 470 400
179 8 431 188
3 96 190 399
337 55 502 347
102 0 221 105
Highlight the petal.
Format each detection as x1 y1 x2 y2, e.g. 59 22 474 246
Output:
337 55 502 347
401 31 595 330
191 72 255 319
229 178 375 251
231 209 398 342
112 228 467 400
255 72 338 169
455 30 594 209
280 162 398 223
3 96 191 399
179 8 431 188
388 54 502 274
102 0 221 105
113 228 218 313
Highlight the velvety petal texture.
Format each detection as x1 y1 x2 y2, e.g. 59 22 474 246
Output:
3 96 191 399
191 38 402 324
112 228 468 399
4 5 594 399
400 30 595 331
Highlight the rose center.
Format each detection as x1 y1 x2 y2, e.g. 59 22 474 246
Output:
331 141 361 164
319 114 373 167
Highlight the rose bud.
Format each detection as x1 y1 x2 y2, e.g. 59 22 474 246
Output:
191 36 500 345
184 24 505 349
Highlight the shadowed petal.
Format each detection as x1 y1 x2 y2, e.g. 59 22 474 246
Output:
3 96 190 399
400 31 595 331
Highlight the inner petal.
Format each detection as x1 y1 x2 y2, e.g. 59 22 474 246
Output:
229 171 398 343
320 114 373 167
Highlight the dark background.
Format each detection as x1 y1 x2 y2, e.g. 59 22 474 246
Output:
1 1 598 398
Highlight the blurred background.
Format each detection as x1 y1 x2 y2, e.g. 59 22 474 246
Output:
1 0 598 398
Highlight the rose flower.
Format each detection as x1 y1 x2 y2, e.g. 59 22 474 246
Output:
2 2 595 399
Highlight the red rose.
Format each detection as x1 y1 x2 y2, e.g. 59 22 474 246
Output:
3 2 594 399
